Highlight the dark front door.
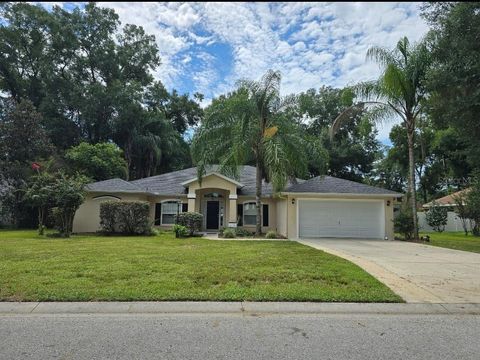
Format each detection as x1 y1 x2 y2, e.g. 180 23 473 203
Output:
206 201 219 230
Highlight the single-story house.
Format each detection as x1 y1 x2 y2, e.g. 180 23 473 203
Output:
73 166 402 239
419 189 470 232
422 189 470 210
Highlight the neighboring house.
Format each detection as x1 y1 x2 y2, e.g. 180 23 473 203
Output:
420 189 470 232
73 165 402 239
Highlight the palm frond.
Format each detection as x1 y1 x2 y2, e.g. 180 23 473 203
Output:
366 46 397 68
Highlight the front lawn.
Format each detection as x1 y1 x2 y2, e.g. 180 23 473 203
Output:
0 230 401 302
421 231 480 254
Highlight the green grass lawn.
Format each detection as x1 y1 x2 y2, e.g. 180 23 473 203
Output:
0 230 401 302
421 231 480 254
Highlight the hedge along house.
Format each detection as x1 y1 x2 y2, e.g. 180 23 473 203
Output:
73 165 402 239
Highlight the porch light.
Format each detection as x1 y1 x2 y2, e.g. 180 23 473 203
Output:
387 200 391 206
291 198 295 205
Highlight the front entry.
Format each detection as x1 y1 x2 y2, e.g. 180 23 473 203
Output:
206 201 220 230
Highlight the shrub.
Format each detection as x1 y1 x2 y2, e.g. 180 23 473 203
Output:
463 173 480 236
175 212 203 236
99 201 118 233
425 201 448 232
150 227 161 236
50 207 69 237
453 192 471 235
394 204 416 240
235 228 253 237
49 173 88 237
99 201 150 235
223 228 235 238
173 224 189 238
265 230 278 239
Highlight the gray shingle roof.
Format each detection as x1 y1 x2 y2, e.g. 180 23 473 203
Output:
86 178 143 193
85 168 401 197
286 175 402 196
129 165 282 196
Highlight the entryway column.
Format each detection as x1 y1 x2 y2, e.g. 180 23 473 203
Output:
187 193 196 212
228 194 237 228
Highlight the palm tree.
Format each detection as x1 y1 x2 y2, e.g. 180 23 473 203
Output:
113 101 178 179
130 114 178 179
192 70 311 235
331 37 431 240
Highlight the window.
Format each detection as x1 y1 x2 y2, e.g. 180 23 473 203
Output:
262 204 269 227
243 202 257 226
155 201 183 225
204 192 223 198
237 204 243 226
240 202 268 227
154 204 162 225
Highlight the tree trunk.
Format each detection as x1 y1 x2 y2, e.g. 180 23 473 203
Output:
124 139 132 181
406 125 419 240
255 161 262 236
37 207 44 235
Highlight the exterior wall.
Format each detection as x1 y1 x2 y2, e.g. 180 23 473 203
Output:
148 195 188 229
275 197 288 237
187 175 238 195
187 174 239 229
73 193 148 233
194 188 230 230
237 196 276 233
74 185 397 238
285 194 396 240
384 197 396 240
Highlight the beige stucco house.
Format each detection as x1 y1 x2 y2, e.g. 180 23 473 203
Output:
73 165 401 239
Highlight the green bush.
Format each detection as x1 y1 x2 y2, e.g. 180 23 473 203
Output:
173 224 189 238
99 201 150 235
394 204 416 240
223 228 235 238
50 207 69 237
425 201 448 232
175 212 203 236
235 228 253 237
265 230 278 239
99 201 117 233
39 173 88 237
466 174 480 236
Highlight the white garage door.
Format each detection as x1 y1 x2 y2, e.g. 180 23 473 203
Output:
298 199 385 239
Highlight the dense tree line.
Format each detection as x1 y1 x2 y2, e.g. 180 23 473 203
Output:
1 2 479 231
0 2 202 180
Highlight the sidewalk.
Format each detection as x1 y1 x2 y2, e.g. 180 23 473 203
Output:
1 301 480 315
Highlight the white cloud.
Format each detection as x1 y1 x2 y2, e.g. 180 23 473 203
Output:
80 2 429 141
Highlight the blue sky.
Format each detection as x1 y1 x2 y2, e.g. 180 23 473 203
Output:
40 2 429 144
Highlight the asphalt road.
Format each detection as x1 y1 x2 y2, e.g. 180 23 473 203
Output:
1 313 479 360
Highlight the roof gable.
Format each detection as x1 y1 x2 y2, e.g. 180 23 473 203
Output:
181 172 244 188
423 188 470 208
285 176 402 196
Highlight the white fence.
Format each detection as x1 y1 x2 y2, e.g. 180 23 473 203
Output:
418 211 465 232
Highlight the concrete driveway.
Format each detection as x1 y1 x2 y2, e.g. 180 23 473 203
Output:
297 239 480 303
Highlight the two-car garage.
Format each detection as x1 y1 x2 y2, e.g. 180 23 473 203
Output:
298 199 385 239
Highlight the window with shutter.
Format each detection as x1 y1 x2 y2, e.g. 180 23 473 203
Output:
262 204 269 227
237 204 243 226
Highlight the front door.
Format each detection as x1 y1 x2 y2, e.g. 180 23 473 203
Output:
206 201 220 230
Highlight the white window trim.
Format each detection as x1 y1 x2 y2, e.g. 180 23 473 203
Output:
159 199 183 226
242 201 261 226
